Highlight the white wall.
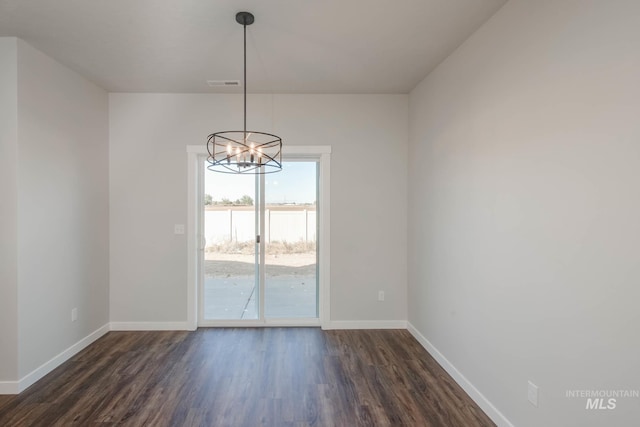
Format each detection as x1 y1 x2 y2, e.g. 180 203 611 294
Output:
0 38 19 384
109 93 408 324
408 1 640 426
16 40 109 378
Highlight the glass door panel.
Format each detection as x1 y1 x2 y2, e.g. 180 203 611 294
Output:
200 159 320 323
203 163 258 320
264 161 318 318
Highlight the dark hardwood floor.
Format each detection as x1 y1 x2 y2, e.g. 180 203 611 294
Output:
0 328 495 427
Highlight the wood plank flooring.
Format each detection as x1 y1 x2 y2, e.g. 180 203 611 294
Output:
0 328 495 427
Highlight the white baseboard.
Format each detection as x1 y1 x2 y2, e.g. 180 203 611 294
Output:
322 320 407 330
407 322 513 427
9 323 110 394
109 321 190 331
1 321 187 394
111 320 405 331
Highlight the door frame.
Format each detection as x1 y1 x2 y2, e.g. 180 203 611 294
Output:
186 145 331 329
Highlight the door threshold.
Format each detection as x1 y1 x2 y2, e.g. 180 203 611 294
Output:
198 318 321 328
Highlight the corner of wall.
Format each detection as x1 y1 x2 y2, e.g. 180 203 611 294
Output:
0 36 20 385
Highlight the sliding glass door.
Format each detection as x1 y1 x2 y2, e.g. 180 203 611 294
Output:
263 162 318 318
200 160 319 324
202 172 259 320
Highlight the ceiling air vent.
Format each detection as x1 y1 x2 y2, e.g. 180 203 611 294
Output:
207 80 241 87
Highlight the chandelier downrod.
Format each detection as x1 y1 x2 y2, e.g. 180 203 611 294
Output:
242 14 247 138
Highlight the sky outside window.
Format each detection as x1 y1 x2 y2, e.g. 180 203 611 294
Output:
204 161 316 205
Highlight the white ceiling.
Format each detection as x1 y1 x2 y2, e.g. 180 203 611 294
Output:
0 0 506 94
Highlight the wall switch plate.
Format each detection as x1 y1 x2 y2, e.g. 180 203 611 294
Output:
71 308 78 322
174 224 185 234
378 291 385 301
528 381 538 407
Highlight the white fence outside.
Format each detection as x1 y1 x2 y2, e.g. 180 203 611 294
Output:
204 206 317 247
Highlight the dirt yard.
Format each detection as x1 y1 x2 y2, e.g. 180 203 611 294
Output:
204 252 316 277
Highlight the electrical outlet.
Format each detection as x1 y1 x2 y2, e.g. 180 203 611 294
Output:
174 224 185 235
378 291 385 301
528 381 538 407
71 308 78 322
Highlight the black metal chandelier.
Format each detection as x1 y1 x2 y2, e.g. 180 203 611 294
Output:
206 12 282 174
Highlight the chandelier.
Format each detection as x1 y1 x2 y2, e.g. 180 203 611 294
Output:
206 12 282 174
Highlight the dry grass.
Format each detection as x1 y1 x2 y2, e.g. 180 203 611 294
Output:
206 240 315 255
